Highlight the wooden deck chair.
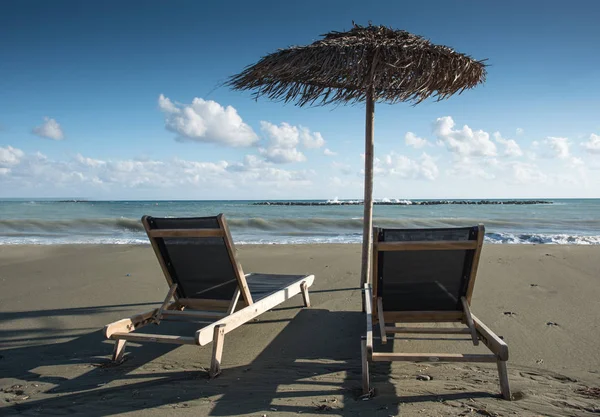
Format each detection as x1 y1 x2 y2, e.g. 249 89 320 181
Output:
104 214 314 377
361 224 511 400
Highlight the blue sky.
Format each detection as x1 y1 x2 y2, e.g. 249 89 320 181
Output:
1 0 599 199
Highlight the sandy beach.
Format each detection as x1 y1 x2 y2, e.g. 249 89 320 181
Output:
1 243 599 416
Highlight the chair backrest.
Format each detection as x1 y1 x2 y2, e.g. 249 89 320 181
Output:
143 214 253 305
373 225 484 313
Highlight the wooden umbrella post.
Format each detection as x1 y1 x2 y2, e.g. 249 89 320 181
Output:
360 89 375 311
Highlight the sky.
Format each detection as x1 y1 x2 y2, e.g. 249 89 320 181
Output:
1 0 599 200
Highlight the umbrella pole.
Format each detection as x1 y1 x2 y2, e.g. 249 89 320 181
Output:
360 91 375 312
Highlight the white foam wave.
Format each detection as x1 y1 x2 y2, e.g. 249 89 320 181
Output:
236 233 600 245
485 233 600 245
1 231 598 246
325 197 363 204
0 237 149 245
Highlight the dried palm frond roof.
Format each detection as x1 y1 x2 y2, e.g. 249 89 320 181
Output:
227 23 487 106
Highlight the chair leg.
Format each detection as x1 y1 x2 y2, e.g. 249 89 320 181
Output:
497 359 511 400
209 325 225 378
300 281 310 307
112 339 127 362
361 339 370 395
376 298 387 344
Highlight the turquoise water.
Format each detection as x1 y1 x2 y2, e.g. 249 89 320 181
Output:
0 199 599 245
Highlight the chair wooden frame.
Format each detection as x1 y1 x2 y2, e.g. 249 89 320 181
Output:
362 224 511 400
104 214 314 377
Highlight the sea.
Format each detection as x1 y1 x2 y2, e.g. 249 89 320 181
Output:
0 199 599 245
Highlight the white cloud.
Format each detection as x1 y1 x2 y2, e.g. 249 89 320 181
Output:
0 146 24 167
259 147 306 164
493 132 523 157
239 167 314 185
158 94 258 147
404 132 429 149
581 133 600 154
0 147 315 195
260 121 300 149
227 154 268 172
323 148 337 156
433 116 497 157
568 157 585 167
32 117 64 140
447 157 496 180
508 161 548 185
371 152 438 181
525 151 537 161
414 153 439 180
525 141 540 161
75 154 106 168
543 137 570 159
2 140 599 198
300 127 325 149
157 94 179 113
226 152 314 186
516 128 524 136
259 121 325 163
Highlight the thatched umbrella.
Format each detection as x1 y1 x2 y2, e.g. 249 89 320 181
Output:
226 23 487 295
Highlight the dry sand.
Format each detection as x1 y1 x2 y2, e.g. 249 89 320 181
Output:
1 244 599 416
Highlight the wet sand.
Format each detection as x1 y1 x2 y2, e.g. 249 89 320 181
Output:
1 244 599 416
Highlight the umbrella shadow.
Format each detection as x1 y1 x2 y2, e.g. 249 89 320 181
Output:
2 308 373 416
209 308 367 415
207 309 493 415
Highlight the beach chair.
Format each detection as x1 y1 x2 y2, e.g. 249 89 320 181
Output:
104 214 314 377
361 224 511 400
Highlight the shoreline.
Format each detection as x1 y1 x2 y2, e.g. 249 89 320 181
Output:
1 240 600 247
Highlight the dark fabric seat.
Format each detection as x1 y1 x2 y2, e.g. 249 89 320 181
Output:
246 273 309 301
376 226 479 312
144 216 239 301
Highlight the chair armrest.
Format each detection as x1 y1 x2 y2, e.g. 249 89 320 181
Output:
472 313 509 361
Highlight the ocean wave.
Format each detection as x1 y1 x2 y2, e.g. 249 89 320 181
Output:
224 216 600 231
1 215 599 246
2 216 600 234
0 218 145 233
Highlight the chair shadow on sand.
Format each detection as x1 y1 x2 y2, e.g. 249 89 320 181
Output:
0 302 180 387
1 300 494 416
